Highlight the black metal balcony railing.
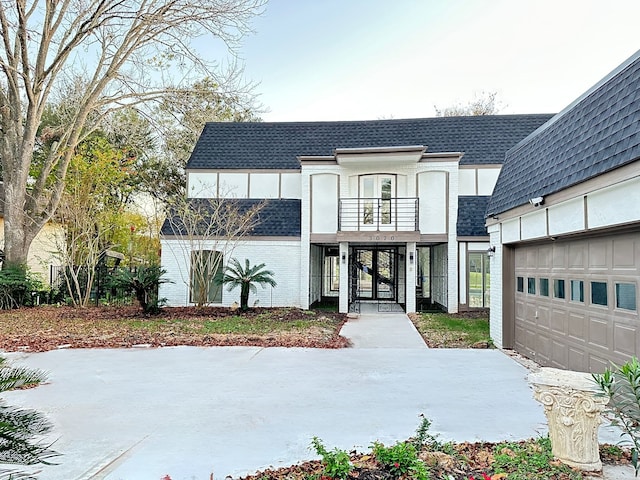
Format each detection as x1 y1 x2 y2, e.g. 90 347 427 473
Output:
338 198 419 231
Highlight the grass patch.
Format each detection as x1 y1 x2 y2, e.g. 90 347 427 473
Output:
410 312 491 348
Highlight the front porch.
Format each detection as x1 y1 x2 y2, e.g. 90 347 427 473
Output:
308 243 449 314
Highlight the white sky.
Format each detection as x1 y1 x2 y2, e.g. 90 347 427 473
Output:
231 0 640 122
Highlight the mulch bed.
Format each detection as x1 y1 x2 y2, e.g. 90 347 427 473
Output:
0 306 350 352
239 442 632 480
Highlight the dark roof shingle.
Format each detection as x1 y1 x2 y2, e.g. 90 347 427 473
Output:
161 199 301 238
188 115 554 170
457 196 491 237
488 53 640 216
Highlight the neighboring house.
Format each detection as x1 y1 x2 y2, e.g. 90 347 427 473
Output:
487 50 640 373
160 115 552 312
0 183 61 284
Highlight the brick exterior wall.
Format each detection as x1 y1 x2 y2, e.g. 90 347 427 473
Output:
488 225 503 348
160 238 302 308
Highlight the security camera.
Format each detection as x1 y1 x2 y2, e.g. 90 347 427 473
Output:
529 196 544 207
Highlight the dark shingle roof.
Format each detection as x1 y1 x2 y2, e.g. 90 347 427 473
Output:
488 52 640 216
161 199 301 237
457 196 490 237
188 115 554 170
251 199 300 236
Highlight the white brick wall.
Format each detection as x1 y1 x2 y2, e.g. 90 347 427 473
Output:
160 238 302 308
488 226 503 348
300 171 311 309
447 166 459 313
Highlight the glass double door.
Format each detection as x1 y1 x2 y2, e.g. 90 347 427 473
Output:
360 175 395 230
353 248 396 300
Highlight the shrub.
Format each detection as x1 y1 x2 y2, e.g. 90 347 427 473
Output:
310 437 353 480
0 266 45 309
109 265 171 314
594 356 640 475
411 415 455 456
371 441 429 480
492 437 581 480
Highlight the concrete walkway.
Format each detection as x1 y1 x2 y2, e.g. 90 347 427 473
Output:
0 312 632 479
339 312 427 348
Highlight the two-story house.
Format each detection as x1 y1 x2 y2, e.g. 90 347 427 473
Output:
160 115 552 313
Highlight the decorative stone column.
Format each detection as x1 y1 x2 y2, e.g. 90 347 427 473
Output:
528 367 609 471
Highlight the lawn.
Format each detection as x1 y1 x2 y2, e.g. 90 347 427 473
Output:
409 312 492 348
0 306 349 351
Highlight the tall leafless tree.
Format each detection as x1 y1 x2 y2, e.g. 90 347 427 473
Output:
0 0 265 269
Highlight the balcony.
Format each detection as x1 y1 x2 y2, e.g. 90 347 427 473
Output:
338 198 419 232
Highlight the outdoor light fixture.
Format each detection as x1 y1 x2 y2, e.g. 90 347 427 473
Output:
341 252 346 264
409 251 414 263
487 246 496 257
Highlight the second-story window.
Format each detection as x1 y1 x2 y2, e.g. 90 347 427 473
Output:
360 175 396 226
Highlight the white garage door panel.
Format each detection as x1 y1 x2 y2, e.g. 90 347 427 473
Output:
550 307 567 334
513 230 640 373
588 355 609 375
567 313 585 341
551 340 567 367
588 316 609 349
614 323 636 356
568 349 585 371
538 305 550 330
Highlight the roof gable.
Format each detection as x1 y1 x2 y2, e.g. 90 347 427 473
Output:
188 115 554 170
488 51 640 216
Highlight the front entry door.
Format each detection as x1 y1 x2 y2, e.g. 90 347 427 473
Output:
354 248 396 300
360 175 395 230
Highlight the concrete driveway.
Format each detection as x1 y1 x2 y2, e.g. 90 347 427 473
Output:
0 315 627 479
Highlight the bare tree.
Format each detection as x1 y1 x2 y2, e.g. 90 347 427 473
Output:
0 0 265 269
162 187 264 307
435 91 505 117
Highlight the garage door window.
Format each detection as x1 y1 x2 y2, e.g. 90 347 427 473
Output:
527 277 536 294
554 279 565 299
616 283 637 311
571 280 584 303
591 281 608 306
540 278 549 297
517 277 524 293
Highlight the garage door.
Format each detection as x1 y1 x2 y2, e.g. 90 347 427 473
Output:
514 231 640 373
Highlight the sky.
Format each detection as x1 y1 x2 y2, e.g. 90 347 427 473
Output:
224 0 640 122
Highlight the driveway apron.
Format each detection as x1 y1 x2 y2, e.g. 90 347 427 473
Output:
1 321 628 479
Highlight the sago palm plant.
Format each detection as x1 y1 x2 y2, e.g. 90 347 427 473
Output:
222 258 277 311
